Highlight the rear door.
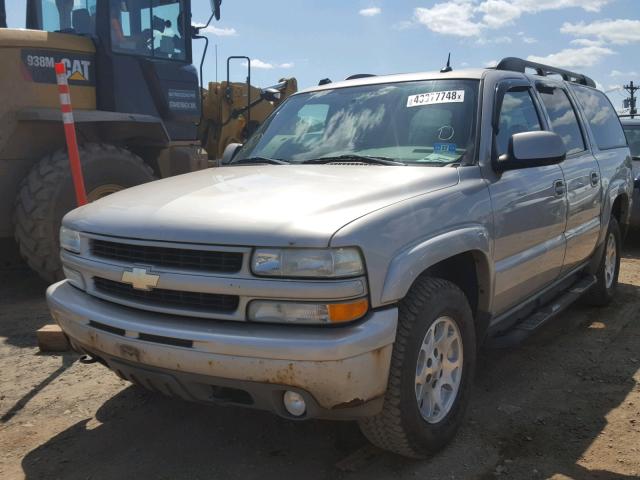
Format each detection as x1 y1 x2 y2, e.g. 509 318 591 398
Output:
488 80 568 315
535 82 601 273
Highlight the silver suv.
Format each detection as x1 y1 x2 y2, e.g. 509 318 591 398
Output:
620 115 640 227
47 57 633 458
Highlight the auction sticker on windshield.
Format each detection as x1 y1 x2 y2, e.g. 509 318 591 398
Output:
407 90 465 107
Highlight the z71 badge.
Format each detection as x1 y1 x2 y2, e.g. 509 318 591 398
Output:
21 49 95 86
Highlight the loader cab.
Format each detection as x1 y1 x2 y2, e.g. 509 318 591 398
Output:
26 0 201 142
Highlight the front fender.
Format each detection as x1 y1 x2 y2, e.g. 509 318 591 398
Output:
380 225 493 305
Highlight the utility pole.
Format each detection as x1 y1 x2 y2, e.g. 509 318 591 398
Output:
624 80 639 118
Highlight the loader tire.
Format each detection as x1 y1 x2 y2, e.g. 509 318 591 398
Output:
13 144 156 283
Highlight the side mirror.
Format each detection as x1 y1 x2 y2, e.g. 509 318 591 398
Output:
495 131 566 172
261 88 281 103
221 143 242 165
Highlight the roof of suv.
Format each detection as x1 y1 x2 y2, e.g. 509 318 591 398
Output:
298 69 488 94
297 57 595 95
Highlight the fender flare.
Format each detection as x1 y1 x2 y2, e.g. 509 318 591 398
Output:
380 225 494 308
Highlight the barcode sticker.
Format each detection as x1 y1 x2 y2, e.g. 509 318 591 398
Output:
407 90 465 107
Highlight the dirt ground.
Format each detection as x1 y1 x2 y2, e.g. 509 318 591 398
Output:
1 235 639 480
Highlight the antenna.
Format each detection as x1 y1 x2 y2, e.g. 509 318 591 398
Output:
440 53 452 73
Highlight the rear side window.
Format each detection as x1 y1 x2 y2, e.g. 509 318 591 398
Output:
571 85 627 150
624 125 640 157
496 89 541 157
536 85 585 155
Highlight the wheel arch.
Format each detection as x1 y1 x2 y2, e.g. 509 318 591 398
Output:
380 226 494 323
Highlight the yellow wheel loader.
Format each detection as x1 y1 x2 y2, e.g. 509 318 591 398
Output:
0 0 297 282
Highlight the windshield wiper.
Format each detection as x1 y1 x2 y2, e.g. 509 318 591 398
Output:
231 157 290 165
301 154 406 166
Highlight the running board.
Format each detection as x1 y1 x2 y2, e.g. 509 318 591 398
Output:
486 274 596 348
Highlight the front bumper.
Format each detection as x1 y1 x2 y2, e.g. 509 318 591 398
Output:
47 280 397 419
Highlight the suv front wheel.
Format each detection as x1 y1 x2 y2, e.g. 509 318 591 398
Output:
359 277 476 458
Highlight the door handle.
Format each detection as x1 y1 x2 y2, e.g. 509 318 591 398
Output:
590 171 600 187
554 179 566 196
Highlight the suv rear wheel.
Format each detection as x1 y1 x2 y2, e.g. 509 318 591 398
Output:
358 277 476 458
587 216 621 306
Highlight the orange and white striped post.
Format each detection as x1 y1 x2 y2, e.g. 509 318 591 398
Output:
55 62 87 206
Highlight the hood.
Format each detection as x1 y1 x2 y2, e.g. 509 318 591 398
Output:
64 165 459 247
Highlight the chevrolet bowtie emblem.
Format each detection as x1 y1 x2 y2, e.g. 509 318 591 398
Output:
121 267 160 291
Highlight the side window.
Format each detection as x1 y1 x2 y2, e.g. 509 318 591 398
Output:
536 85 585 155
496 88 542 157
571 85 627 150
624 126 640 158
41 0 97 35
111 0 187 61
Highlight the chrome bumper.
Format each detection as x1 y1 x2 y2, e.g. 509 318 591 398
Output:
47 280 397 418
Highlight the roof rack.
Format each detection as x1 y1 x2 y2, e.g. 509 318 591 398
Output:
495 57 596 88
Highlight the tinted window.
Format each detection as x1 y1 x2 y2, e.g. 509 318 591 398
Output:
496 89 541 156
41 0 96 35
111 0 187 61
572 85 626 150
537 85 585 155
624 125 640 157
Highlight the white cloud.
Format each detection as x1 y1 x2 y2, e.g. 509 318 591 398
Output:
561 19 640 45
193 23 237 36
610 70 639 78
359 7 381 17
476 35 512 45
414 2 482 37
243 59 294 70
392 20 416 30
412 0 613 37
570 38 605 47
484 59 499 67
522 36 537 44
527 45 615 68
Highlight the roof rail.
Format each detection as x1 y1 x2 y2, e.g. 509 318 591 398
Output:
495 57 596 88
345 73 376 80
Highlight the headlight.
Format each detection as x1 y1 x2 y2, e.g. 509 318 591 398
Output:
251 247 364 278
59 227 81 253
248 298 369 324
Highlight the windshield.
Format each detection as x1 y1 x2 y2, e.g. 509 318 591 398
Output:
623 125 640 158
235 79 479 165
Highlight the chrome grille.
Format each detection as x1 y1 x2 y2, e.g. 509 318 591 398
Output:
93 277 239 313
91 239 243 273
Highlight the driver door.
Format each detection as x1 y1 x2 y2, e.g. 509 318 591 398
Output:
488 81 568 315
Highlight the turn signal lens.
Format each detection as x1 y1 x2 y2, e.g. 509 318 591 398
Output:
248 298 369 324
327 298 369 323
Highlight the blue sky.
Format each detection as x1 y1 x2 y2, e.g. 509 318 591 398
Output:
6 1 640 109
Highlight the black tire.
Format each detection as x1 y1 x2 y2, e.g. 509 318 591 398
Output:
358 277 476 458
587 216 621 307
13 144 156 283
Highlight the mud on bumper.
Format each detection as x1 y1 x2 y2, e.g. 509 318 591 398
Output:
47 281 398 420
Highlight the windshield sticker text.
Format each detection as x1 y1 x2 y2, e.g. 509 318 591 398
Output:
433 143 457 153
407 90 465 107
